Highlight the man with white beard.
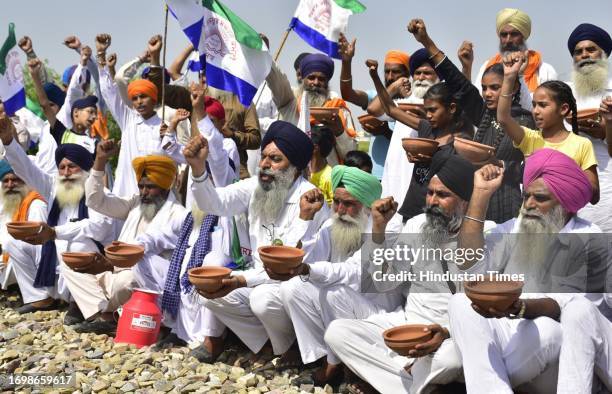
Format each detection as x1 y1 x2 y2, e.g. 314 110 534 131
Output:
194 120 329 363
449 148 601 394
265 53 355 165
325 152 489 394
272 165 400 385
373 48 441 208
0 160 50 313
0 117 114 327
565 23 612 233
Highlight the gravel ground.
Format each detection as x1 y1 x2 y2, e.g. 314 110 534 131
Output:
0 285 335 394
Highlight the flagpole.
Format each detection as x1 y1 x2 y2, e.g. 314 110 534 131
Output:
253 26 293 107
161 5 169 122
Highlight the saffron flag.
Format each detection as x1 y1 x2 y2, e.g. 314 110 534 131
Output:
0 23 25 116
290 0 365 59
166 0 273 106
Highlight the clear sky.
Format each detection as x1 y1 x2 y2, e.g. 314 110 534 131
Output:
3 0 611 105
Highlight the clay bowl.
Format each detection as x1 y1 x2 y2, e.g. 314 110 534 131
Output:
62 252 97 272
310 107 340 123
464 279 524 311
358 114 387 136
104 241 145 268
6 221 42 241
397 103 426 118
382 324 434 356
573 108 600 122
188 266 232 293
258 245 305 275
401 138 439 158
454 137 496 164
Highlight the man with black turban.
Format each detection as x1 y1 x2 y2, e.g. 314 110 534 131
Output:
0 117 114 329
326 151 492 394
184 120 329 362
565 22 612 233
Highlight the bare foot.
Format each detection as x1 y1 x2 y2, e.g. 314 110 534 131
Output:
313 361 342 386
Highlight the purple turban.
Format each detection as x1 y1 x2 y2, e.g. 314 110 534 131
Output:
568 23 612 57
409 48 436 77
523 148 592 214
299 53 334 80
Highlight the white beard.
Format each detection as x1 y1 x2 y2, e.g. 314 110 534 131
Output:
298 85 329 107
420 205 463 248
411 79 436 99
0 185 28 216
330 210 369 261
572 57 609 97
251 166 298 223
139 197 165 222
55 172 87 209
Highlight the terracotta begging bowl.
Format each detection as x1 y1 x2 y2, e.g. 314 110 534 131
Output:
397 103 426 118
358 114 387 136
573 108 600 122
310 107 340 123
6 221 41 240
258 245 305 275
104 241 145 268
454 137 495 164
402 138 439 158
62 252 97 271
464 279 524 311
382 324 434 356
188 266 232 293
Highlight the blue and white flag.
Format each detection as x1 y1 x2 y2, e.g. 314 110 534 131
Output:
0 23 25 116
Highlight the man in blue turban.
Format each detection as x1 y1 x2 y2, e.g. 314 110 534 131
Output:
408 48 440 99
182 121 329 363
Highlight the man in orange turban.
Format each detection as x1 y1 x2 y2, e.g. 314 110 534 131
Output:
132 155 177 191
127 79 158 119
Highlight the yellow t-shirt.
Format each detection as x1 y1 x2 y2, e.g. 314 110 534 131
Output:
310 165 334 205
515 127 598 170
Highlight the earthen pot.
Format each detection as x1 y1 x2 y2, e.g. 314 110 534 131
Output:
571 108 605 139
464 279 524 311
62 252 97 271
401 138 439 159
397 103 426 118
310 107 343 131
382 324 434 356
358 114 387 136
6 221 42 240
188 266 232 293
258 245 305 275
454 137 495 164
104 241 145 268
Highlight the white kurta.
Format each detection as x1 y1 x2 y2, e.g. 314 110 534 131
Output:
4 139 115 303
98 67 184 198
5 199 49 304
569 78 612 233
194 174 329 354
248 84 278 176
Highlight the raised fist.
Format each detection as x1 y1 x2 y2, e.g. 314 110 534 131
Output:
95 33 112 53
183 134 209 176
299 189 325 220
63 35 81 50
148 35 163 54
18 36 33 54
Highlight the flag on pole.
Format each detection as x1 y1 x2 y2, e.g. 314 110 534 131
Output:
290 0 365 59
166 0 272 106
0 23 25 116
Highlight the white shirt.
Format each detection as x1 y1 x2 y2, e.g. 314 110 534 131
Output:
191 174 330 287
98 68 184 197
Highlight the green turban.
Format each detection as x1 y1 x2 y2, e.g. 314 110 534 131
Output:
331 165 382 208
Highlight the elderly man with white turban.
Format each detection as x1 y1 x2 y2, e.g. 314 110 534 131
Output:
474 8 557 108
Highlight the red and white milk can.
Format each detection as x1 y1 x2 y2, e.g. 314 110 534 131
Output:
114 288 161 348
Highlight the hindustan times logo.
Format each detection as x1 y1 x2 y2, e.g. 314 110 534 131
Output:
371 245 486 266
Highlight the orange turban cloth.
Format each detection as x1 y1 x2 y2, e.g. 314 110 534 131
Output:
127 79 158 104
384 50 410 69
131 155 177 190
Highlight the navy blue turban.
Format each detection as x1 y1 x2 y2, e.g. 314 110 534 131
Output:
142 66 171 84
55 143 94 171
62 65 91 86
409 48 436 77
72 95 98 111
294 52 312 71
261 121 313 170
568 23 612 57
300 53 334 80
43 83 66 107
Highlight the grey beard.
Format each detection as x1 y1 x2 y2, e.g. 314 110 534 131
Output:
1 186 28 216
139 197 165 222
330 210 369 260
55 172 87 209
411 79 436 99
572 57 609 97
251 166 298 223
500 42 528 56
420 205 463 248
298 85 329 108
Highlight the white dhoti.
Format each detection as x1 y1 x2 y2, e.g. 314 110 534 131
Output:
6 239 58 304
557 297 612 394
133 254 170 294
60 263 136 319
325 308 462 394
280 280 400 364
205 282 295 354
448 294 561 394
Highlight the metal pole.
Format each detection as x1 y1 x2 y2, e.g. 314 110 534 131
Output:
161 5 169 121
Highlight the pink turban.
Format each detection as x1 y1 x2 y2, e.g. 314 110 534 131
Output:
523 149 592 213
